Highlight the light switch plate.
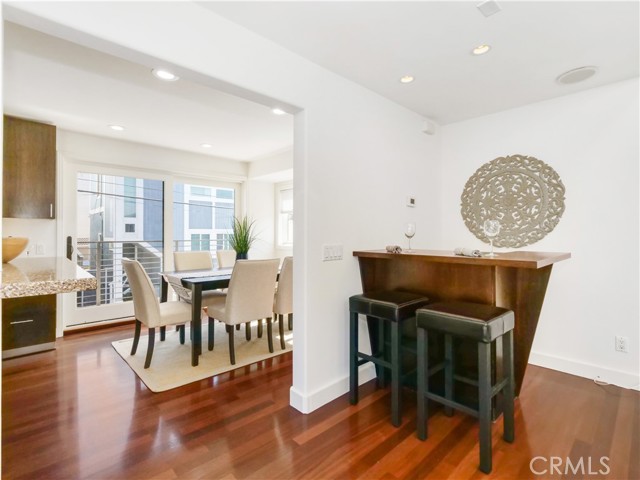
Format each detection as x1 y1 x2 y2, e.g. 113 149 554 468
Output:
322 244 343 261
407 196 416 207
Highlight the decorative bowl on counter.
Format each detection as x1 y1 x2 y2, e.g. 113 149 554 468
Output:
2 237 29 263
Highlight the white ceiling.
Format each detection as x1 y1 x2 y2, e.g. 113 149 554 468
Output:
202 1 640 125
4 2 638 161
3 21 294 162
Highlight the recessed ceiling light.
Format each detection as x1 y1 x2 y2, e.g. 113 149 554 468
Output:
272 108 286 115
152 68 179 81
109 125 125 131
201 143 212 148
556 66 598 85
472 44 491 55
400 75 415 84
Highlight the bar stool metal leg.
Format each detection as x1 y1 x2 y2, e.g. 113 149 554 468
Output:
444 333 454 417
416 327 428 440
478 341 493 474
350 311 359 405
391 321 401 427
503 329 515 443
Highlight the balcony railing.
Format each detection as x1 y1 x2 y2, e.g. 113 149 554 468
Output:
75 239 163 308
74 238 232 308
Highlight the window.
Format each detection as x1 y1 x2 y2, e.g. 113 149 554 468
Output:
123 177 137 218
173 182 235 251
191 186 211 197
215 201 234 230
216 188 233 200
277 186 293 247
189 201 213 229
75 173 164 308
216 233 232 250
191 233 211 251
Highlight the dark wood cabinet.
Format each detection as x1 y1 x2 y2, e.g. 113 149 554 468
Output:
3 115 57 219
2 294 57 357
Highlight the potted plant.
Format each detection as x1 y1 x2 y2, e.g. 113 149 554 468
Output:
229 216 257 260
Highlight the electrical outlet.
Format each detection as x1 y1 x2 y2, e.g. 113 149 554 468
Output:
615 336 629 353
36 244 45 255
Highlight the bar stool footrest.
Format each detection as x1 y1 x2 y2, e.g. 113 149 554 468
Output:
358 351 392 369
425 392 479 418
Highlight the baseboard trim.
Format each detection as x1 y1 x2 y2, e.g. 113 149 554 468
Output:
64 318 135 335
290 363 377 414
2 342 56 360
528 351 639 391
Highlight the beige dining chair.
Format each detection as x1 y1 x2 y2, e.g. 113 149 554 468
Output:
173 250 227 338
273 256 293 350
216 249 237 269
122 258 192 369
174 250 213 271
172 251 226 306
206 259 280 364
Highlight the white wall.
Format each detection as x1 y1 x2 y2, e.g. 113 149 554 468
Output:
5 128 249 261
245 179 276 260
439 78 640 389
3 2 442 412
249 148 293 182
58 130 248 181
2 218 56 258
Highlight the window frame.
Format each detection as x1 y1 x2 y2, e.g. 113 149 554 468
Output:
275 182 293 248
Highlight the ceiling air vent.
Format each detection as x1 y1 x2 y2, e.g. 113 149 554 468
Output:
556 66 598 85
476 1 502 17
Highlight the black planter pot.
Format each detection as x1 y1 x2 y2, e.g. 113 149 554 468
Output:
236 252 248 260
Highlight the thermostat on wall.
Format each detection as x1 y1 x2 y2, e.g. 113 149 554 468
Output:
407 196 416 207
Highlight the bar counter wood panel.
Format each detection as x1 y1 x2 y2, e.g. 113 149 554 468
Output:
353 250 570 395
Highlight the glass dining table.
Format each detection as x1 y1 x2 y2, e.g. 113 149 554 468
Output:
160 268 233 366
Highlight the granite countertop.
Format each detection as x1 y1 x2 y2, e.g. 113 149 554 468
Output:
0 257 97 298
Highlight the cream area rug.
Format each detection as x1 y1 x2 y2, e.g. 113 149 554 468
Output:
112 320 293 392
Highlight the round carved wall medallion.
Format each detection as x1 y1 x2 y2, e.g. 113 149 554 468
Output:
460 154 566 248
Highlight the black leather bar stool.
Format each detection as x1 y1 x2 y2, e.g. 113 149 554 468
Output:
415 302 515 474
349 290 430 427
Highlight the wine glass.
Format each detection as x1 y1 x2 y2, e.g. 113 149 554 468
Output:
483 220 501 257
404 223 416 252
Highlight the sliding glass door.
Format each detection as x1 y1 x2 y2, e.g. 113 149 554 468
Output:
61 161 238 327
63 165 164 325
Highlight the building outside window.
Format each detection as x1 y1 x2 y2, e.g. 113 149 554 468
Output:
173 183 235 252
75 173 163 308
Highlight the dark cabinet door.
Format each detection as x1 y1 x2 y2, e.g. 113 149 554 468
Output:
2 295 57 351
3 115 56 219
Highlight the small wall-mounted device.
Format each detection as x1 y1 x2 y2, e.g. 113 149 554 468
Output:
407 196 416 207
322 244 343 261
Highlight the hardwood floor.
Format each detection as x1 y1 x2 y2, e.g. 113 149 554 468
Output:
2 326 639 479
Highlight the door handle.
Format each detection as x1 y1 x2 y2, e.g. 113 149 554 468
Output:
67 236 74 261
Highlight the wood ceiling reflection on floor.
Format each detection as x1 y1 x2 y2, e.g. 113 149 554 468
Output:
2 325 639 479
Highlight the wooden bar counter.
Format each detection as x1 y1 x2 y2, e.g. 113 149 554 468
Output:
353 249 570 395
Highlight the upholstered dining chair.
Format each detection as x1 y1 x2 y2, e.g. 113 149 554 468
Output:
216 249 237 269
273 256 293 349
122 258 192 369
206 259 280 364
174 250 213 271
172 250 228 339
